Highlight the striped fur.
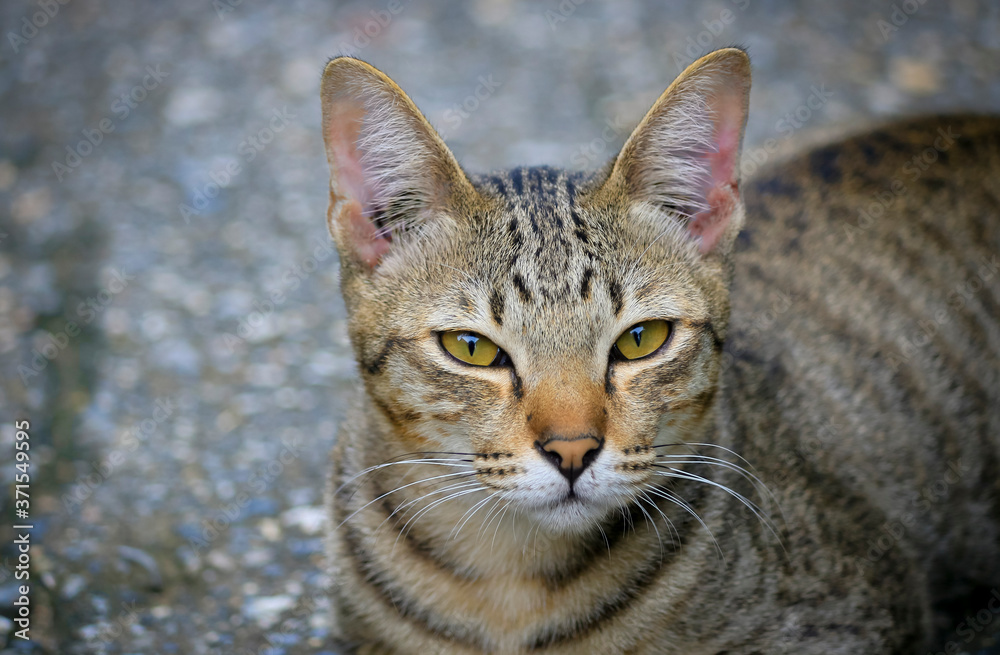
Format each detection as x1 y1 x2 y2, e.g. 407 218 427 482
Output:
321 50 1000 654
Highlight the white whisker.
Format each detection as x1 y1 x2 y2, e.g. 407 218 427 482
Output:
477 494 510 545
336 456 475 501
656 455 770 498
656 441 787 527
640 487 681 545
643 482 725 562
596 521 611 559
339 469 477 528
450 491 503 541
375 480 482 537
489 498 515 553
652 467 784 549
632 492 664 559
394 487 485 554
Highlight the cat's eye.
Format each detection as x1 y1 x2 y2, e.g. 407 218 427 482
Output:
440 331 509 367
612 320 671 361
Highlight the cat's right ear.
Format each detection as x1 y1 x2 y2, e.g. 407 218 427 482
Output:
320 57 476 271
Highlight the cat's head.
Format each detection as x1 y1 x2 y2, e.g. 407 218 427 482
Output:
321 49 750 533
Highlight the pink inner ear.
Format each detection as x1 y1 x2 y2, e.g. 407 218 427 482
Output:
341 198 392 268
326 102 392 268
687 122 740 254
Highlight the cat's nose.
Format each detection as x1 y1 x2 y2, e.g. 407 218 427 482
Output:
536 436 604 484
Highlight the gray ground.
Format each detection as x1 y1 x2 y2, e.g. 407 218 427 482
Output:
1 1 999 653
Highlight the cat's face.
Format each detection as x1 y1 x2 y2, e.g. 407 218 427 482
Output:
322 50 750 532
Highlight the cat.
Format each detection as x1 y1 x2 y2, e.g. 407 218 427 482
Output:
319 47 1000 654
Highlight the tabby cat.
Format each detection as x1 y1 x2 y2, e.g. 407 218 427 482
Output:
320 48 1000 653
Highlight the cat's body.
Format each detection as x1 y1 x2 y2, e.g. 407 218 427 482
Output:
320 50 1000 654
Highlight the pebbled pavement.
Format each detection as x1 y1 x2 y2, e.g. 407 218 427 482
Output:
0 1 998 653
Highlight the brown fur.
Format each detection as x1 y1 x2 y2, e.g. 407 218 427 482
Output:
320 49 1000 653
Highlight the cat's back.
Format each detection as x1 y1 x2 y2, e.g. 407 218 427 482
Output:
729 115 1000 591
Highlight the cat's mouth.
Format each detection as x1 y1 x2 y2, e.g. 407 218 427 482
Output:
527 489 620 533
560 488 584 502
543 483 600 508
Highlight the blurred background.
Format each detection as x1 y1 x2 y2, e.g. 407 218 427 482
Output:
0 1 998 653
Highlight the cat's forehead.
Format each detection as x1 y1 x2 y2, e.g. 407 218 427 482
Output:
472 165 589 240
473 166 581 206
469 165 629 272
467 166 634 300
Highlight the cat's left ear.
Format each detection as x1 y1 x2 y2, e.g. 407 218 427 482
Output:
320 57 477 271
599 48 751 257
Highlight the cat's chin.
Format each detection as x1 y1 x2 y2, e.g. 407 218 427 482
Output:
525 497 617 536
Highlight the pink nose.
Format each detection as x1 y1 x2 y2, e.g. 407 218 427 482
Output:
537 436 603 483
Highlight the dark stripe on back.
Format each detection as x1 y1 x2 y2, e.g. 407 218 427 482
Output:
745 262 967 467
529 167 547 196
831 248 992 410
808 146 842 184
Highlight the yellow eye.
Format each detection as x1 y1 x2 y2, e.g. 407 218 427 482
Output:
613 320 670 360
441 331 503 366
